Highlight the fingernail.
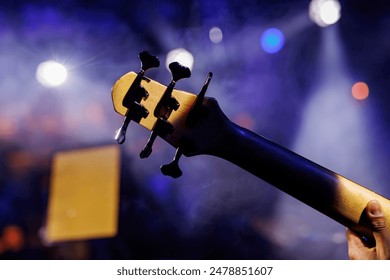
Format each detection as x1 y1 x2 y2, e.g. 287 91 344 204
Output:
368 200 382 216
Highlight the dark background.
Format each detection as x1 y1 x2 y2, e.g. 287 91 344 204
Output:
0 0 389 259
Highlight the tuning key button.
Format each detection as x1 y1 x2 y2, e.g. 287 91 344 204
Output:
139 51 160 72
140 139 154 158
114 51 159 144
160 148 183 178
169 62 191 82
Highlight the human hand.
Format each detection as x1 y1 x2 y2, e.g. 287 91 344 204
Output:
346 200 390 260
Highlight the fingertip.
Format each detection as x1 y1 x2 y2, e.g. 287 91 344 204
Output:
366 200 383 217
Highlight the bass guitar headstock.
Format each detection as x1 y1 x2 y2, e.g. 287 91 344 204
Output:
112 51 214 178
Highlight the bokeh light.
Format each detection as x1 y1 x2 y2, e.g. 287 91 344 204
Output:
309 0 341 27
260 28 285 54
209 26 223 44
36 60 68 87
165 48 194 71
352 81 369 100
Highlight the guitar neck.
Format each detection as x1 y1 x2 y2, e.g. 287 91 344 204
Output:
111 69 390 240
210 115 390 239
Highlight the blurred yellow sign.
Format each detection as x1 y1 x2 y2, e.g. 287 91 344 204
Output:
45 145 120 243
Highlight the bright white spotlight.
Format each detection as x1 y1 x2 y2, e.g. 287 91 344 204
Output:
165 48 194 71
36 60 68 87
309 0 341 27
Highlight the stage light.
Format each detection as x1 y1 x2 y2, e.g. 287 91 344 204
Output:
209 26 223 44
352 82 369 101
260 28 285 54
166 48 194 71
36 60 68 87
309 0 341 27
0 118 17 139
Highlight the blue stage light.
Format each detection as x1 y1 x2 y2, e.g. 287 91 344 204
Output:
260 28 285 54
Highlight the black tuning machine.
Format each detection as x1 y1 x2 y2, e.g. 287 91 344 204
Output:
140 62 191 159
160 72 213 178
114 51 213 178
114 51 160 144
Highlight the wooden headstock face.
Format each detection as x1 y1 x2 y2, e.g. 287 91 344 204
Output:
112 60 225 177
111 71 198 149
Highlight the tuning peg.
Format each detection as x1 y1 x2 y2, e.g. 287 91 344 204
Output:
141 62 191 157
114 51 159 144
153 62 191 119
139 51 160 72
140 118 174 158
139 131 156 158
160 148 183 178
115 102 149 144
169 62 191 82
159 72 213 176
